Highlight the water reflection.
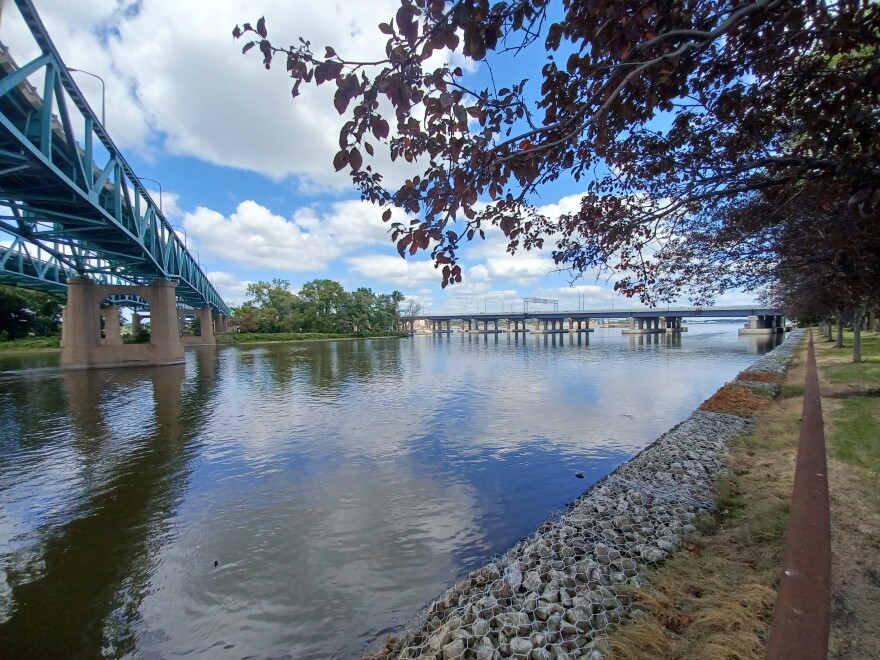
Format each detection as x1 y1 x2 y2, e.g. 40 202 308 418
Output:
0 325 782 658
0 350 220 659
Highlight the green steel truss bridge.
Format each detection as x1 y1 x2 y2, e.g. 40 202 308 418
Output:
0 0 231 316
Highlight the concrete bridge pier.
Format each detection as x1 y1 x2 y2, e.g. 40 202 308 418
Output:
505 319 529 333
568 318 595 334
431 319 452 334
622 316 666 334
739 314 785 335
214 313 228 334
661 316 687 333
179 307 216 346
470 318 502 334
101 304 123 345
61 278 184 369
532 318 566 334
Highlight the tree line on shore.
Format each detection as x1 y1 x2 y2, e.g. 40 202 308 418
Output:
0 279 408 344
231 278 406 336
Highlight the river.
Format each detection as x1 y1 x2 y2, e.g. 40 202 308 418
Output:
0 323 779 659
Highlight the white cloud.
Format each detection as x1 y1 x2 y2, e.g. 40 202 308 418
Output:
183 199 395 272
1 1 467 188
345 254 439 286
207 270 251 304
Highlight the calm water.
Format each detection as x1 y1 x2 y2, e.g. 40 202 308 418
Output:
0 324 779 659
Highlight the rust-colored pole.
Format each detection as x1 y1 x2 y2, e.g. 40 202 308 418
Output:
765 332 831 659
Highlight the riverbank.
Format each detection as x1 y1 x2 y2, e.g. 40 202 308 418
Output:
0 336 60 352
364 331 803 660
0 331 409 353
573 329 879 659
216 331 409 345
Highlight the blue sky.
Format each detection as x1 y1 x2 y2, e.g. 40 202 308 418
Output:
0 0 759 314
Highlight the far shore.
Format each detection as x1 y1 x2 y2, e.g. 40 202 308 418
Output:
0 331 409 354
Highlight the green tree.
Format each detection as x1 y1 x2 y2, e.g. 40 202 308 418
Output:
0 285 62 340
299 279 348 332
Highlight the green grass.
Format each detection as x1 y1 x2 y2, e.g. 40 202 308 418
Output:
829 397 880 472
0 336 60 351
712 477 746 522
816 329 880 477
824 360 880 383
821 331 880 382
780 384 805 399
216 331 408 345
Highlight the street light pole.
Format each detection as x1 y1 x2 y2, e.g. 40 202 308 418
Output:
68 68 105 128
140 177 163 214
171 225 187 248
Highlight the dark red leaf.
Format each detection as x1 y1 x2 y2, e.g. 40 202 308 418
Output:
334 89 350 115
349 147 363 171
256 17 267 38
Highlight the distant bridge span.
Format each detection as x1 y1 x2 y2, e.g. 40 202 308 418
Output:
412 305 782 322
400 305 786 336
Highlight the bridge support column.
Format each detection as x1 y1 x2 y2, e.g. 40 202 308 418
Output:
214 313 228 334
739 314 786 335
623 315 664 334
61 278 100 367
102 304 123 345
197 306 215 344
568 318 595 334
149 281 185 362
61 279 184 369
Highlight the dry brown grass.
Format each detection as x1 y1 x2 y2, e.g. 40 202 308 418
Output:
698 382 773 415
600 340 807 660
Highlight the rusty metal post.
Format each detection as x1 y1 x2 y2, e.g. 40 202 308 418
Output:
765 332 830 660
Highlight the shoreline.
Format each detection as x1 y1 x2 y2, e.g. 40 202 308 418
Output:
0 332 408 354
366 330 804 660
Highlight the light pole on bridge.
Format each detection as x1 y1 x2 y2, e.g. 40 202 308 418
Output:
68 68 105 128
139 177 163 214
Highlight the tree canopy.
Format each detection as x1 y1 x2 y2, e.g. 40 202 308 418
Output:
236 0 879 306
232 278 405 335
0 285 62 340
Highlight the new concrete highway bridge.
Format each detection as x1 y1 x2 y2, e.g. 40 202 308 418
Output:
400 306 786 336
0 0 231 368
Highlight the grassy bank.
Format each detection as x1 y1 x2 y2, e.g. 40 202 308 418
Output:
597 330 880 659
0 332 409 352
216 331 409 345
0 336 60 352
